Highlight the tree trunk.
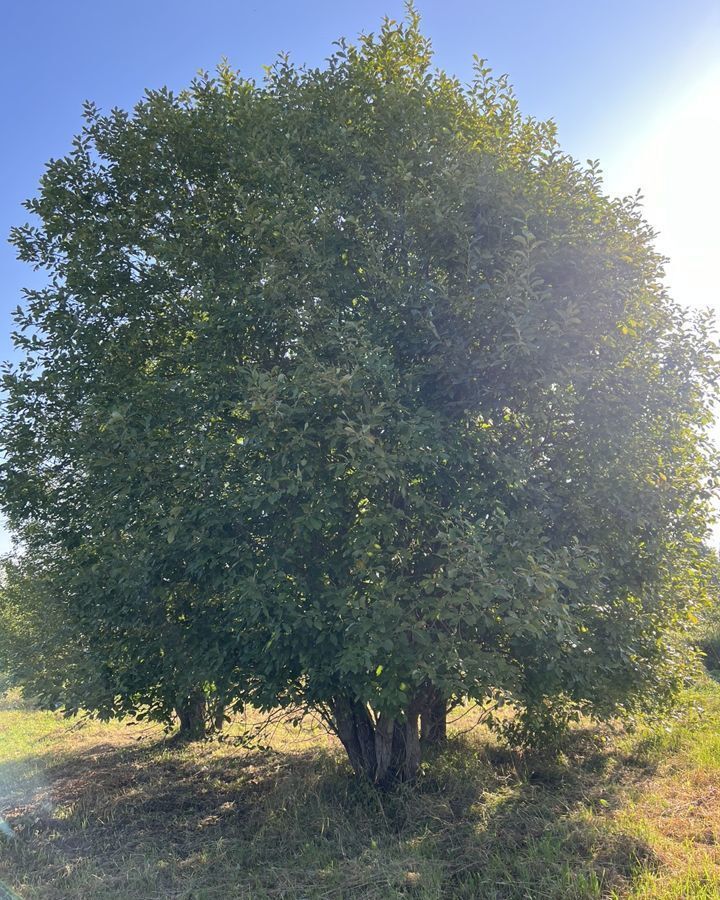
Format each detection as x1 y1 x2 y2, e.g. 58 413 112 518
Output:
175 688 208 740
420 687 447 750
213 702 226 732
331 697 422 787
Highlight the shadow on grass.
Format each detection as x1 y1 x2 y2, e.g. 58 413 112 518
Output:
0 724 658 899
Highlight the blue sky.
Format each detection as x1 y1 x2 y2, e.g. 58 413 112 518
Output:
1 0 719 553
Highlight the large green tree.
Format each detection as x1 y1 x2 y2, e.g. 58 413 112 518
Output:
2 9 717 783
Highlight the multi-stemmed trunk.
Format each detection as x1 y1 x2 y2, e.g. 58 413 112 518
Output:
175 689 227 740
331 686 448 787
331 696 422 787
175 688 209 740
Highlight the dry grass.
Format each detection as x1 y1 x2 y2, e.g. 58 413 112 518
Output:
1 682 720 898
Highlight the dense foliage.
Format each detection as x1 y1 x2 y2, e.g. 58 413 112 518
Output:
1 9 717 782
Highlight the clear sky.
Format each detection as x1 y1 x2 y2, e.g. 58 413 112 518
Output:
1 0 719 553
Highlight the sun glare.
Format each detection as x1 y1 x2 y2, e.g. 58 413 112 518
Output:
602 63 720 316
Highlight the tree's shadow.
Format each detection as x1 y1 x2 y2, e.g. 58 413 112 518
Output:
0 725 658 899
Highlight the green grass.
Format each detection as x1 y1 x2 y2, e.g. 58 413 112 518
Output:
2 683 720 898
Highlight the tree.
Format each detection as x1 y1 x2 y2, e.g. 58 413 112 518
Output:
0 553 225 737
2 8 717 784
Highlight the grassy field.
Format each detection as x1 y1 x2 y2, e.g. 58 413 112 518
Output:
2 680 720 899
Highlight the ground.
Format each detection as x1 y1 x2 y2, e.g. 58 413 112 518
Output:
2 680 720 899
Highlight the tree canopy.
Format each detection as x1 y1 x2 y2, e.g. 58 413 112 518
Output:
1 8 718 783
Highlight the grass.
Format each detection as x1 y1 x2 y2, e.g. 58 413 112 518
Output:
1 682 720 898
